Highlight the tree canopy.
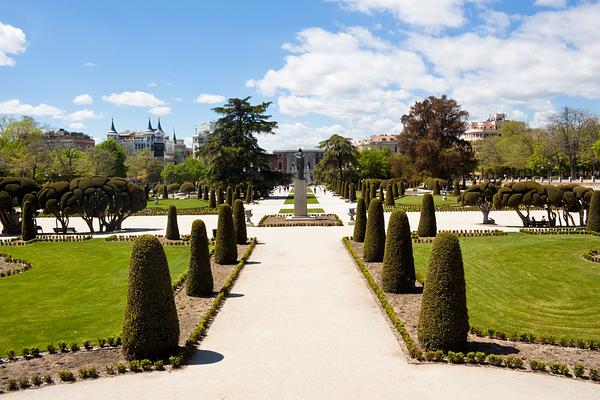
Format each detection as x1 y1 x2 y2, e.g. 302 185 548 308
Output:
314 134 359 183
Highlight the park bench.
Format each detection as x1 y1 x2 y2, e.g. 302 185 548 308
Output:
53 227 77 234
530 220 549 228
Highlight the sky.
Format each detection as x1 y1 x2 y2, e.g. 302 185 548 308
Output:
1 0 600 151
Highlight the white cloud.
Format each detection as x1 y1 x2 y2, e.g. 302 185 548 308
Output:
83 62 96 67
147 82 158 87
173 97 183 102
0 99 62 117
534 0 566 8
102 91 165 107
194 93 226 104
149 106 171 116
259 122 346 152
64 109 102 121
73 94 93 105
336 0 477 29
0 21 26 66
69 122 85 130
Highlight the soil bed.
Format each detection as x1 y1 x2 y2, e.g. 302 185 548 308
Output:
0 256 30 277
259 214 342 227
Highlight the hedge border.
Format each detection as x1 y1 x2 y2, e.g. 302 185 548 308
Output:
0 235 93 246
469 326 600 351
520 227 596 235
412 229 507 243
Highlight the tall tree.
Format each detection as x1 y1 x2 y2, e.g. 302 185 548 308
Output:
76 146 118 177
126 148 164 184
161 157 205 184
0 116 50 178
398 96 476 179
96 139 127 177
314 134 358 183
357 148 390 179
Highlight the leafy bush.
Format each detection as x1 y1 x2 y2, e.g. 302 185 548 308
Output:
18 377 29 389
169 355 182 368
165 205 180 240
58 370 75 382
140 359 153 371
83 340 92 350
78 367 98 379
128 360 142 372
214 204 237 264
117 363 127 374
186 219 214 297
0 177 41 235
363 198 385 262
6 349 15 360
105 365 116 375
179 182 195 195
154 360 165 370
31 374 42 386
487 354 503 366
573 363 585 378
122 235 180 360
21 347 30 359
46 343 56 354
505 356 524 369
590 368 599 381
475 352 486 364
465 352 476 363
447 351 464 363
43 374 53 384
6 379 18 391
353 198 367 242
529 360 546 371
30 346 40 357
232 200 247 245
417 194 437 237
417 232 468 351
70 342 79 352
382 210 415 293
209 188 216 208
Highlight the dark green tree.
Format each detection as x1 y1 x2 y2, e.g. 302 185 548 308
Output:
314 134 359 183
384 182 395 206
186 219 213 297
417 194 437 237
97 139 127 178
246 185 253 203
417 232 469 351
399 181 405 196
0 177 40 235
363 198 385 262
232 199 247 244
458 182 497 224
369 184 376 207
20 200 36 241
452 180 461 196
203 185 209 201
587 191 600 232
180 182 195 198
217 186 224 204
378 185 384 201
165 205 180 240
162 184 168 200
353 197 367 242
214 204 237 264
122 235 179 360
349 183 356 202
382 210 415 293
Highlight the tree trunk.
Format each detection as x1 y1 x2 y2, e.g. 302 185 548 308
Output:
0 211 20 235
515 208 530 227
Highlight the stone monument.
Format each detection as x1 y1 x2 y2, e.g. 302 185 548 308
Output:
294 148 308 217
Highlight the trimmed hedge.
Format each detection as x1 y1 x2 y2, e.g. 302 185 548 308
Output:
20 201 36 241
245 185 253 203
382 210 415 293
353 197 367 242
165 205 180 240
349 183 356 202
587 191 600 232
363 198 385 262
214 204 237 264
232 199 247 245
418 232 469 352
226 186 233 206
417 194 437 237
186 220 213 297
122 235 179 360
162 185 168 200
384 183 395 206
209 188 216 208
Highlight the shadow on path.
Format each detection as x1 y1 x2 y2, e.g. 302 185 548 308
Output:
188 349 225 365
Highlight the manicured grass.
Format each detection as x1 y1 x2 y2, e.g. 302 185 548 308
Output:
0 239 190 354
278 208 325 214
283 193 319 205
146 198 210 209
395 194 458 206
412 234 600 340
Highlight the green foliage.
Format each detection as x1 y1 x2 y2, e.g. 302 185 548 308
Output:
165 205 180 240
245 185 253 203
378 185 384 201
179 182 195 194
226 186 233 206
167 183 179 194
399 181 405 196
369 184 376 207
349 182 356 202
214 204 237 264
382 210 415 293
161 158 205 185
363 198 385 262
357 148 390 179
432 180 440 195
418 232 469 351
162 184 168 200
314 134 359 183
20 200 36 241
587 191 600 232
458 182 497 223
217 187 224 204
232 199 247 245
203 186 209 201
0 177 41 235
417 194 437 237
96 139 126 178
186 220 213 297
209 188 216 208
122 236 179 360
353 197 367 243
384 182 395 206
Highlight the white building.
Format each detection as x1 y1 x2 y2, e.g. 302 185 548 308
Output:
462 113 511 142
354 134 401 153
107 118 166 158
192 121 216 153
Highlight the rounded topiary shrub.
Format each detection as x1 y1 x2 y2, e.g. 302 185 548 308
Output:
165 205 180 240
226 186 233 206
180 182 195 196
363 198 385 262
122 235 180 360
417 232 469 352
384 183 395 206
382 210 415 293
232 199 247 245
186 219 213 297
417 194 437 237
209 188 216 208
587 191 600 232
353 197 367 242
21 200 36 241
214 204 237 264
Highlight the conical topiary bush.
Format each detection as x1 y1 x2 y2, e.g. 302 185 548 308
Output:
226 186 233 206
369 184 376 207
382 210 415 293
21 200 36 241
378 185 384 201
209 188 216 208
246 185 253 203
122 235 179 360
203 185 209 201
353 197 367 242
162 184 168 200
417 232 469 352
232 199 247 245
217 187 224 204
399 181 405 196
165 205 180 240
235 185 241 202
186 219 213 297
363 198 385 262
432 180 440 195
349 183 356 202
384 182 395 206
417 193 437 237
214 204 237 264
588 191 600 232
392 181 398 198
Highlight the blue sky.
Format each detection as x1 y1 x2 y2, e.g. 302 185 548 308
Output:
1 0 599 151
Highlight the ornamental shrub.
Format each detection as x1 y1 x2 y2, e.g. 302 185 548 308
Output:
353 197 367 242
399 181 405 196
385 183 395 206
217 187 224 204
234 185 241 202
587 191 600 232
363 198 385 262
417 194 437 237
214 204 237 264
246 185 253 203
378 185 384 201
452 180 461 196
382 210 415 293
209 188 216 208
167 183 179 195
21 200 36 241
417 232 469 351
179 182 195 197
162 184 168 200
392 182 398 198
232 199 247 245
226 186 233 206
432 180 440 195
203 186 209 201
122 235 179 360
349 183 356 202
186 219 213 296
165 205 180 240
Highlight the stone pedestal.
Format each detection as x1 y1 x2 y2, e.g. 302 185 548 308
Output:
294 179 307 217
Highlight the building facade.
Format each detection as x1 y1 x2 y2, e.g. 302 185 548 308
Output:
107 118 166 158
271 149 324 182
192 121 216 153
354 134 401 153
462 113 510 142
164 131 188 164
44 129 95 151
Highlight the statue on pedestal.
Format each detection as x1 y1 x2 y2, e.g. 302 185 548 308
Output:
295 148 305 180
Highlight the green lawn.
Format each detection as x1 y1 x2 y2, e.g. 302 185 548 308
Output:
284 193 319 205
395 194 458 206
413 234 600 340
278 208 325 214
0 239 190 354
146 198 210 209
